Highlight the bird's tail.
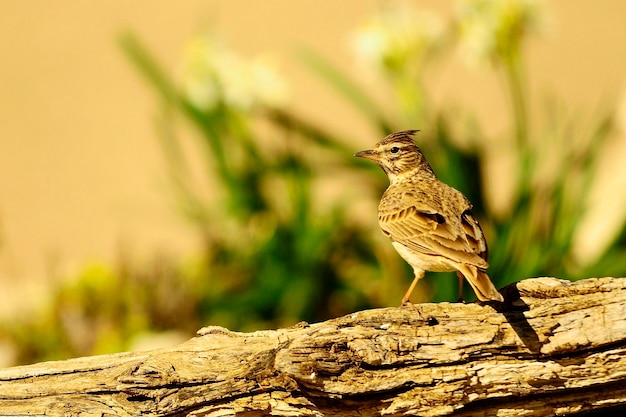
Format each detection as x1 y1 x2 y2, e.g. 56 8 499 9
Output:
458 264 503 302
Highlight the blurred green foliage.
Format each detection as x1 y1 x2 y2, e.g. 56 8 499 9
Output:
3 0 626 365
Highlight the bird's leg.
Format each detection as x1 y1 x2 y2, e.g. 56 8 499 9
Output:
401 270 425 306
456 272 465 303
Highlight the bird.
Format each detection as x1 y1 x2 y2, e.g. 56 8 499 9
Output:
354 130 503 304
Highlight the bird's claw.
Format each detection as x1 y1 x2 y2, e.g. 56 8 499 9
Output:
401 300 423 318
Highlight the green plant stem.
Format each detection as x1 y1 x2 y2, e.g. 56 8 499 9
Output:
503 53 528 154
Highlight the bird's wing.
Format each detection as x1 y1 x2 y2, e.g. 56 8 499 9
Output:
460 209 489 263
379 205 489 268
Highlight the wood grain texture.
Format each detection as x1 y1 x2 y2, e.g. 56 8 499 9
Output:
0 277 625 416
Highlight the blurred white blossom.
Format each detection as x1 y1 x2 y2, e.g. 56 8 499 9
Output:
350 4 444 77
181 35 289 111
455 0 545 68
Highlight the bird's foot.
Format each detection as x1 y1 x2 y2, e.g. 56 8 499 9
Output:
401 299 413 308
401 299 423 318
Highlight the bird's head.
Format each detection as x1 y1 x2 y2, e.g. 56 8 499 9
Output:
354 130 434 184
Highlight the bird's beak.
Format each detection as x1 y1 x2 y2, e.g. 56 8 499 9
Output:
354 149 380 162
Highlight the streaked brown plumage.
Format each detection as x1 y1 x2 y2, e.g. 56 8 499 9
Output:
355 130 503 304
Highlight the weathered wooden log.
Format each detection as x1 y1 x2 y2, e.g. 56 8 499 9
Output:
0 277 625 416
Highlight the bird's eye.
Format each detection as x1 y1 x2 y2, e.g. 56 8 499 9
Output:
390 146 400 154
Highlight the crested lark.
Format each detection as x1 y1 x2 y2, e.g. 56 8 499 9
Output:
355 130 503 304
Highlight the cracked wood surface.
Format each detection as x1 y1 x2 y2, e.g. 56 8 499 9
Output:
0 277 625 416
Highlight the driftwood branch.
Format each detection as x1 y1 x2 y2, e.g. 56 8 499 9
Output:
1 277 625 416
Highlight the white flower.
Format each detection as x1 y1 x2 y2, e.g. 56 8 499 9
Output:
181 35 289 111
350 4 444 76
455 0 545 68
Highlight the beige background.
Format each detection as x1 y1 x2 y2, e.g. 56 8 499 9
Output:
1 1 626 315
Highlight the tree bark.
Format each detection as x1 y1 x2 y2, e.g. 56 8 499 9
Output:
0 277 625 416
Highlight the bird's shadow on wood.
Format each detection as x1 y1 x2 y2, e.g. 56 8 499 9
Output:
496 283 544 353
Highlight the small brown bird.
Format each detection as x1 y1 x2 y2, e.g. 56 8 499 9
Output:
355 130 503 304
